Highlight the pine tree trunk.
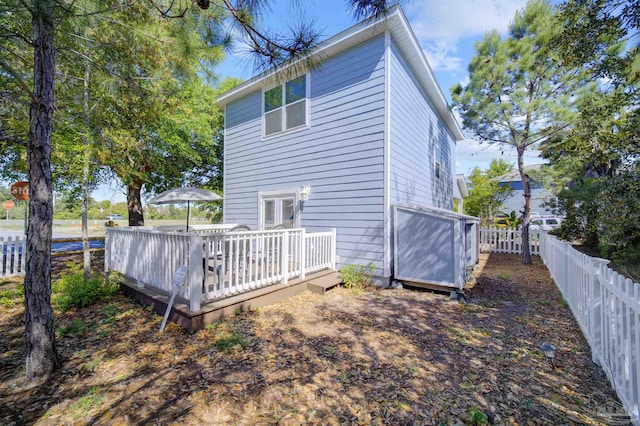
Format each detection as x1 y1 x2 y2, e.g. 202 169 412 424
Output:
25 0 60 378
518 148 533 265
81 60 91 280
127 182 144 226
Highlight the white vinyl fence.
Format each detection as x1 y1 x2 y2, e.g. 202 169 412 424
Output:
105 227 337 312
0 236 26 278
538 232 640 424
479 227 540 255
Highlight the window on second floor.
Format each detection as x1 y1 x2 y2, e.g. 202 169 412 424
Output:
263 74 308 137
434 141 442 179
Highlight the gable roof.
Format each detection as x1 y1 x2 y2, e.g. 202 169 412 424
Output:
217 5 464 141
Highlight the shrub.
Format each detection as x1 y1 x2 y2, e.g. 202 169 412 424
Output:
339 263 375 290
53 273 119 311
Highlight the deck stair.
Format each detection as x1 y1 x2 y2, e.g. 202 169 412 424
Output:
307 270 342 294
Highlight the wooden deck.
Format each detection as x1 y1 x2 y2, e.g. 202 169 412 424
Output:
120 269 342 332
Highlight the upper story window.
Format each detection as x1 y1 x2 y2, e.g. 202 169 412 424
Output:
263 74 308 137
430 121 442 179
434 141 442 179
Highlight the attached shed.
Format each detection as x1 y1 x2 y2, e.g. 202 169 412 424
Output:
393 203 479 289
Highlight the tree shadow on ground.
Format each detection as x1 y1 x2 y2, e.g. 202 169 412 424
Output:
0 253 626 425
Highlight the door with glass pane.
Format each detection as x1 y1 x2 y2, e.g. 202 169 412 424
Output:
261 197 296 229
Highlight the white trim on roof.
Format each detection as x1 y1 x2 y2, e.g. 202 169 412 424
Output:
217 5 464 141
456 174 468 198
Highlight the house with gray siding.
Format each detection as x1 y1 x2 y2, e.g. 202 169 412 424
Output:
218 6 471 286
495 164 557 217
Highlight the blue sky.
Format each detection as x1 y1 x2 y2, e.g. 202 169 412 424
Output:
97 0 546 202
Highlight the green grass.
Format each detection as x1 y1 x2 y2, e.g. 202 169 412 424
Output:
69 387 104 420
0 285 24 307
58 319 87 336
495 271 511 280
215 332 247 353
81 354 104 374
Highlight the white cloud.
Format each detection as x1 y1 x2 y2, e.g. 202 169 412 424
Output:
456 138 544 175
407 0 527 71
422 43 462 72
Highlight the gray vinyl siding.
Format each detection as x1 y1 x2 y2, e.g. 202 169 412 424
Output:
224 35 387 275
500 188 555 216
388 38 454 210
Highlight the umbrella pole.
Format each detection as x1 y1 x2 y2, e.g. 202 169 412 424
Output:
186 201 190 232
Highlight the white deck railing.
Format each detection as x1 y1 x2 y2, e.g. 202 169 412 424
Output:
538 232 640 424
105 227 337 312
479 226 540 255
105 228 196 302
0 236 26 278
201 229 305 300
304 230 336 274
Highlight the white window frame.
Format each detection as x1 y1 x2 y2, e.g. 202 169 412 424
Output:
257 188 301 230
262 73 310 139
434 141 442 179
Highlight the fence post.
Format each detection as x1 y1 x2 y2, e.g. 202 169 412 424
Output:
331 228 337 270
188 234 203 312
300 229 306 280
561 241 569 296
590 257 611 366
104 228 111 273
282 230 289 285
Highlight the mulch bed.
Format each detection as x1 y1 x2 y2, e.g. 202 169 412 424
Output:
0 253 626 425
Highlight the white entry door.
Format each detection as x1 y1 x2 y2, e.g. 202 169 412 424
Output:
260 196 296 229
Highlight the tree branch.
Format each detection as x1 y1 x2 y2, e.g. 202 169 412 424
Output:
0 58 36 102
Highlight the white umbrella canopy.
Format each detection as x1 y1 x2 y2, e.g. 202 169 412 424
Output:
148 187 222 204
148 187 222 231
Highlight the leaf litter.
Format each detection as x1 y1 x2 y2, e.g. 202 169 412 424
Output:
0 252 627 425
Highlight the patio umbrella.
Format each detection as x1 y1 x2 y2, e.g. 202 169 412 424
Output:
148 187 222 231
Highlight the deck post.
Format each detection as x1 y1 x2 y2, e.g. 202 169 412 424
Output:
300 228 306 280
104 228 110 273
188 234 203 312
330 228 337 270
282 230 289 285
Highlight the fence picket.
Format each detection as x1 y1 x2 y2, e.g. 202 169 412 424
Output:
532 231 640 425
479 227 540 255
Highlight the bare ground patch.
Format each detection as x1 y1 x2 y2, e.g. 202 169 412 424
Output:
0 253 624 425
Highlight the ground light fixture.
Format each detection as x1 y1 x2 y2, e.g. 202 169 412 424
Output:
540 342 556 368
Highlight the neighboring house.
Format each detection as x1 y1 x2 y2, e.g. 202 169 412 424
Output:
218 6 475 287
494 164 557 217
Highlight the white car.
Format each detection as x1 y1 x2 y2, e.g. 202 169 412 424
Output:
105 214 123 220
530 217 562 231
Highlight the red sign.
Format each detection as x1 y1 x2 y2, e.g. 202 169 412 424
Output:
3 200 14 210
10 181 29 201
